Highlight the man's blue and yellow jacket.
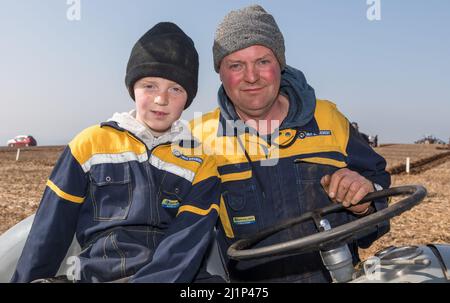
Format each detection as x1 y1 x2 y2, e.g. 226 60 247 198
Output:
11 120 220 283
190 67 391 283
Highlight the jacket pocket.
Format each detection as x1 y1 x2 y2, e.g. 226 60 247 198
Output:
221 172 261 238
294 161 348 231
294 161 339 210
90 162 133 221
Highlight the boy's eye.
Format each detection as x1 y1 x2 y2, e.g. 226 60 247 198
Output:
145 84 156 90
169 86 185 94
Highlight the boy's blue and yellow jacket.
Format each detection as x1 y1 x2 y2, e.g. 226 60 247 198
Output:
11 111 220 283
190 66 391 282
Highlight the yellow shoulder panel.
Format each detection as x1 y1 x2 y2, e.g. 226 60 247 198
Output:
192 154 219 185
314 99 350 154
68 125 146 166
189 108 221 154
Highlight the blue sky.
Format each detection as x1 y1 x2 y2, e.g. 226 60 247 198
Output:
1 0 449 145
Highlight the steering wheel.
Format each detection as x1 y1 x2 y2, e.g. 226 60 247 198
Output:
227 185 427 260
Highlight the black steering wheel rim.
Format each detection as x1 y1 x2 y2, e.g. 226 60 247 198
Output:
227 185 427 261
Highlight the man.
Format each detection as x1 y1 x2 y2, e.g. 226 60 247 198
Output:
191 5 390 282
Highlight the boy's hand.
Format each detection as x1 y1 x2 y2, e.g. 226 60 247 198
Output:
320 168 374 214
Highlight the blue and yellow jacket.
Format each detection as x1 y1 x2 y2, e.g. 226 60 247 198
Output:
190 66 390 282
12 116 220 283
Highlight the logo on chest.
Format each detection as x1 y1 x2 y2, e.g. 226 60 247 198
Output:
232 216 256 225
172 149 203 164
298 130 332 139
161 198 180 209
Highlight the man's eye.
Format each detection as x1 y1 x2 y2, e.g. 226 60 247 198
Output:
259 59 271 65
229 63 242 71
145 84 156 90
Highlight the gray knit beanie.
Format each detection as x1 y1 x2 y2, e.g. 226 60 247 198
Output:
213 5 286 73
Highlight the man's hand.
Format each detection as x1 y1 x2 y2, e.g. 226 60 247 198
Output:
320 168 374 214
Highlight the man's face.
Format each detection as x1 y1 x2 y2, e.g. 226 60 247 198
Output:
219 45 281 119
134 77 187 136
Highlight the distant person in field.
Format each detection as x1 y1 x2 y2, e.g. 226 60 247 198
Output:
190 5 391 282
351 122 370 145
12 22 222 283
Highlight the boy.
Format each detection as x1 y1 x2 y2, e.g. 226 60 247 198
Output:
12 22 220 283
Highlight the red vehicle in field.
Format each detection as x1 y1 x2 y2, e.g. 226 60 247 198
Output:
6 135 37 147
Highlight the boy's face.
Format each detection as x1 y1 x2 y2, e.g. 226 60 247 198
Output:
134 77 187 136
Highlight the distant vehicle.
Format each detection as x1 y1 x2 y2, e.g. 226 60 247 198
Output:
6 135 37 147
414 135 446 145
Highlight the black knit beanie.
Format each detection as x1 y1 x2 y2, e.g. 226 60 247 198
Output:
125 22 199 109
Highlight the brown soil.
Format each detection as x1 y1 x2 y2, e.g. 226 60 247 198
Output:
0 146 64 234
0 145 448 262
374 144 448 171
358 153 450 260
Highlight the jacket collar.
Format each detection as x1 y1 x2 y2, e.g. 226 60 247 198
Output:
105 110 194 149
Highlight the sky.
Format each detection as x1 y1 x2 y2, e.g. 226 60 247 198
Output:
0 0 449 145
